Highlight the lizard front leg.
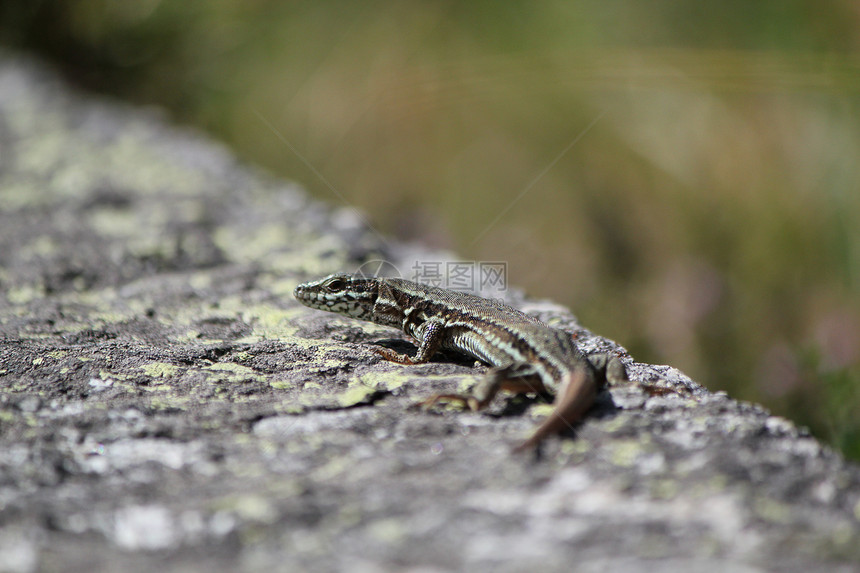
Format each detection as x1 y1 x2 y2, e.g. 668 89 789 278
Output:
371 320 446 364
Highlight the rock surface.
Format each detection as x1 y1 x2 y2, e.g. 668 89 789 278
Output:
1 53 859 573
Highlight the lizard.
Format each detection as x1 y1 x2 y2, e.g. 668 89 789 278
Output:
293 272 628 452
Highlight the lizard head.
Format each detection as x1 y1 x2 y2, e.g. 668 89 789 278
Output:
293 273 379 320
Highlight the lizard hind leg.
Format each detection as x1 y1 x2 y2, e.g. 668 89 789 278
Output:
419 362 547 412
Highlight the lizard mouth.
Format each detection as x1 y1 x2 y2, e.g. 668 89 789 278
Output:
293 283 355 314
293 284 308 301
293 284 323 308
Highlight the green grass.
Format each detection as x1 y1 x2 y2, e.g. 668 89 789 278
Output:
3 0 859 458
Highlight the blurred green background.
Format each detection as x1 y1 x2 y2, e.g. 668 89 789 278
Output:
3 1 859 458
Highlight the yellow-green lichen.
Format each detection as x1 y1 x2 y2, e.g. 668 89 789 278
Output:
8 285 45 305
558 438 591 457
274 403 305 415
214 223 347 274
706 474 729 493
528 403 555 420
1 380 30 392
456 376 484 394
355 371 409 392
0 179 46 210
58 288 119 315
315 358 352 371
267 250 346 278
188 273 212 290
204 362 265 383
297 392 325 407
830 522 856 553
609 439 649 468
367 518 407 544
235 496 279 526
333 503 364 529
650 479 679 500
140 362 180 379
312 456 352 481
233 335 264 345
601 413 632 434
213 224 292 265
241 304 305 340
337 383 378 407
88 208 138 238
91 312 134 328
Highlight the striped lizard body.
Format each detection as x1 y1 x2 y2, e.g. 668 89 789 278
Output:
293 273 627 451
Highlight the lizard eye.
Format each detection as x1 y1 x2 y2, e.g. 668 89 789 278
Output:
323 277 347 292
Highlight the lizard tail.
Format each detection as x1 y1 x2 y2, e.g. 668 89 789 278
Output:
512 368 597 454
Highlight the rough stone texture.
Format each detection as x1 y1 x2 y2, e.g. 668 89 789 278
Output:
1 53 859 573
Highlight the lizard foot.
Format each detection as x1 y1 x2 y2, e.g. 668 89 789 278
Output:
369 346 421 364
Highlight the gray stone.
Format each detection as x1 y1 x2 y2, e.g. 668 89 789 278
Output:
1 52 859 573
